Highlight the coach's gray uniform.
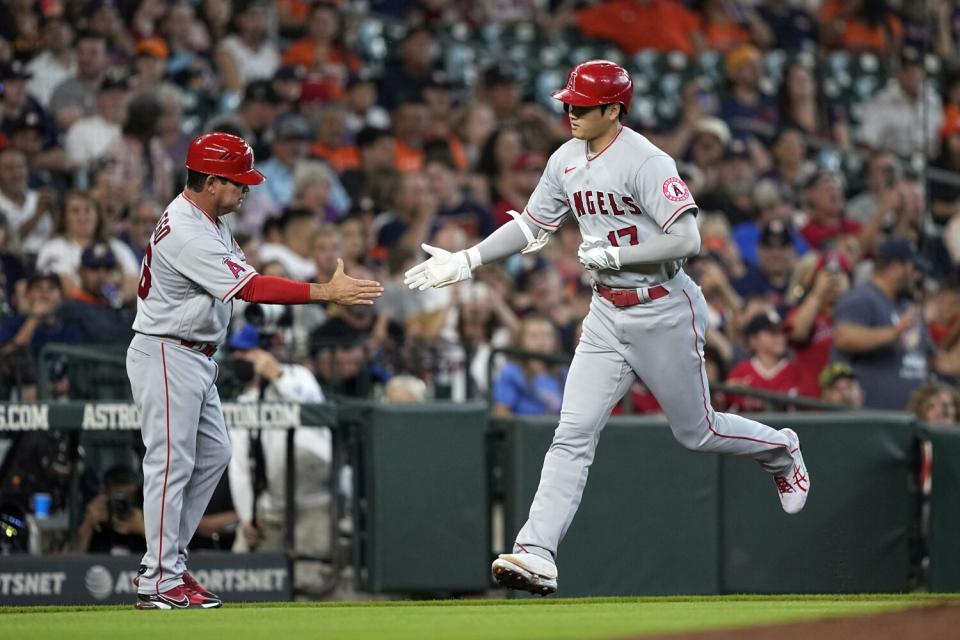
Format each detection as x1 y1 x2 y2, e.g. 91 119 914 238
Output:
511 128 795 561
128 192 257 594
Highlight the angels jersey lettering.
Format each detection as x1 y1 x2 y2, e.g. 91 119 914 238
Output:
523 126 697 288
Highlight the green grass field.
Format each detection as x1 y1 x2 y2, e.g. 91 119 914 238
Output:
2 595 954 640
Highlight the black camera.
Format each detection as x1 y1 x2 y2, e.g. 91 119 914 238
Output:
108 492 133 521
244 303 293 331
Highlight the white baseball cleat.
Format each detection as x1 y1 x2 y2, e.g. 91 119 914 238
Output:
491 552 558 596
773 428 810 515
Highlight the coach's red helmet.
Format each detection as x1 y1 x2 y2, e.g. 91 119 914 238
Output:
185 132 265 186
552 60 633 112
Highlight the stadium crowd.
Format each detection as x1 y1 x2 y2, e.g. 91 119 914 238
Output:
2 0 960 555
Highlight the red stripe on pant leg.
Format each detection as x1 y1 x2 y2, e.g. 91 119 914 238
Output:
157 343 172 594
682 290 786 449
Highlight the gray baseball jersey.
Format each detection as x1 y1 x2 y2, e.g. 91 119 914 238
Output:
507 128 805 571
129 191 247 596
523 126 697 288
132 192 257 345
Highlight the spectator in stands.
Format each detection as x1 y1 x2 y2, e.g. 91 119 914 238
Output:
571 0 702 57
374 171 437 251
0 147 55 254
283 2 356 100
0 62 60 171
226 327 333 576
258 209 319 282
216 0 280 91
129 37 174 99
248 112 315 220
832 239 943 410
819 0 902 55
121 197 163 264
0 273 81 360
76 465 145 554
48 30 107 130
695 0 773 53
756 0 818 52
425 155 493 240
798 170 863 251
725 312 802 412
687 117 731 198
207 79 283 163
338 217 368 271
859 48 943 158
0 215 27 312
391 97 430 173
785 251 852 398
908 382 960 425
476 126 523 206
818 361 865 408
64 72 130 172
340 126 398 210
103 92 176 207
763 127 813 197
732 179 808 268
733 220 797 307
491 152 545 229
24 15 75 109
377 27 439 110
718 44 779 142
6 111 67 186
930 107 960 225
35 191 138 299
777 61 850 147
697 139 757 226
480 65 524 124
343 71 391 135
60 243 134 344
846 150 903 227
492 314 566 417
385 375 428 403
291 160 343 223
310 102 359 174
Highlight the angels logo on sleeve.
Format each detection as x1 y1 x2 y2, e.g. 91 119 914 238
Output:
223 256 247 279
662 177 690 203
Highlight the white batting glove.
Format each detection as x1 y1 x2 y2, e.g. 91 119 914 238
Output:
404 243 474 290
578 235 621 271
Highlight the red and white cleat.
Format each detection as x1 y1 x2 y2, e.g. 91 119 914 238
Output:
774 428 810 515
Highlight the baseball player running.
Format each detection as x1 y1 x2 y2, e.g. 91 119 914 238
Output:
405 61 810 595
128 132 382 609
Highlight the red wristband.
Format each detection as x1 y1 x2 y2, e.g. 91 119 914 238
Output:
236 275 311 304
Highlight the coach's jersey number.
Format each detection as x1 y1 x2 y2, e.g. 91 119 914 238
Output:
138 212 171 300
607 226 639 247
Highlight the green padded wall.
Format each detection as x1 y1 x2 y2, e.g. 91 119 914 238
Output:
359 402 490 593
927 424 960 592
719 413 918 593
500 417 721 597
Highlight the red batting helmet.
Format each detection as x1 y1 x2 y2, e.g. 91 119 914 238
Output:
552 60 633 112
185 132 265 186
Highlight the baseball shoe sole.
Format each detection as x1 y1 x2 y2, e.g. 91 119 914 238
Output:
491 553 558 596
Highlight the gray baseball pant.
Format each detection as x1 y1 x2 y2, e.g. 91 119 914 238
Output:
514 271 794 561
127 334 231 594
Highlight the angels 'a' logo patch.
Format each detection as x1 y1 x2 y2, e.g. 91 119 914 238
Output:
223 257 247 279
662 177 690 202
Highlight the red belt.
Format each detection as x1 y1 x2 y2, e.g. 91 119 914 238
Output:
179 339 217 358
595 283 669 308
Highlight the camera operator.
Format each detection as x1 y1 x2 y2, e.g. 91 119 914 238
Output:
76 466 146 554
225 325 332 583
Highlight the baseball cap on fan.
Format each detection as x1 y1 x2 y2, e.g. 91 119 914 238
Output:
759 220 793 249
744 312 783 337
81 243 117 270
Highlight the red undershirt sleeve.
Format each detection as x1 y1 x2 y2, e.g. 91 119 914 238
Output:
235 275 311 304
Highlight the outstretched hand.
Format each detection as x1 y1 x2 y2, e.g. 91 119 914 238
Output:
404 243 473 290
324 259 383 305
